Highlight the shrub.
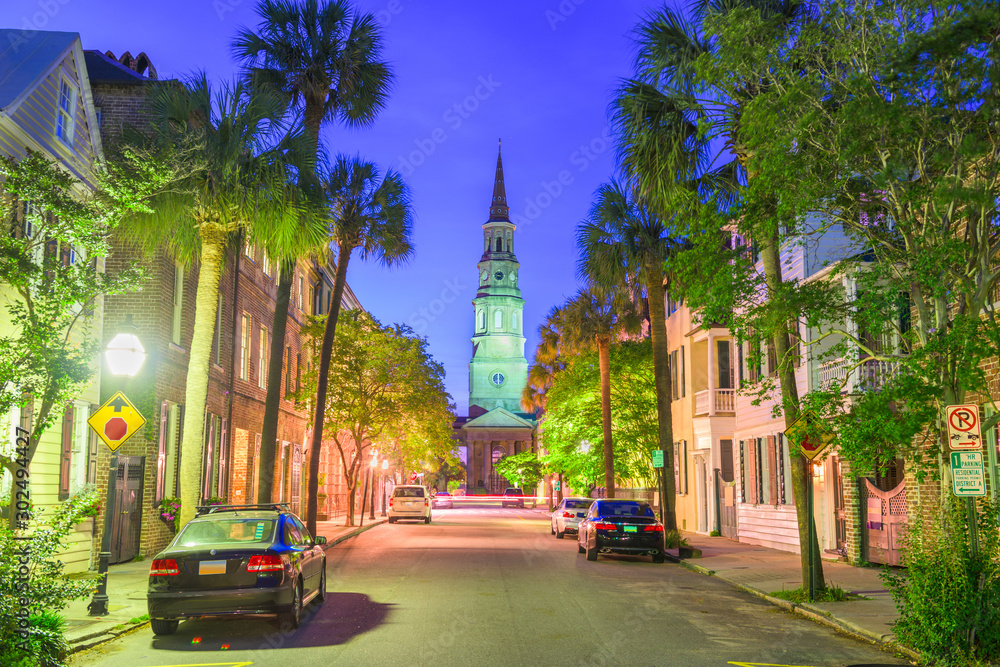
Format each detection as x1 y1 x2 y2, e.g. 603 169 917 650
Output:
883 498 1000 664
0 491 98 666
664 530 690 549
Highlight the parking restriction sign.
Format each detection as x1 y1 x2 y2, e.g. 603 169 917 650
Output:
945 404 982 450
950 451 986 497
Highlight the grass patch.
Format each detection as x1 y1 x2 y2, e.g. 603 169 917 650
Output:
770 585 870 603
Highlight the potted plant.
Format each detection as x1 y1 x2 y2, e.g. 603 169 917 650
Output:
158 498 181 533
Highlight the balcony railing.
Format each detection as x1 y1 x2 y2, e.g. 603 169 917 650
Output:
694 388 736 416
818 357 900 393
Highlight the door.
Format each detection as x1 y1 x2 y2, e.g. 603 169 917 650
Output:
861 477 907 566
832 456 847 554
715 469 738 539
110 455 144 564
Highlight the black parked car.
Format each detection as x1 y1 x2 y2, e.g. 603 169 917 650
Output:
147 504 327 635
501 488 524 508
577 499 665 563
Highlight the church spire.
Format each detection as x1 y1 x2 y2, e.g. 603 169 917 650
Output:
488 139 509 222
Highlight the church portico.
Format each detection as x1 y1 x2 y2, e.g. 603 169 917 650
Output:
455 142 539 494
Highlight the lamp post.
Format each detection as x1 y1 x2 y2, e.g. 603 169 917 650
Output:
89 316 146 617
381 459 388 517
369 455 378 520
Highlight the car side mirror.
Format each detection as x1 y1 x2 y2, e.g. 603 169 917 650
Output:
314 536 327 545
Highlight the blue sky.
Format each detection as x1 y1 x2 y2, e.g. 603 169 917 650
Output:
3 0 670 414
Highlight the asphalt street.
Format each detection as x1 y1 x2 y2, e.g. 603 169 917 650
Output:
71 505 911 667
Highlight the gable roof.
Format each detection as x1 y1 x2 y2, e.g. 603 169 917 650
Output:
462 406 535 430
0 30 79 115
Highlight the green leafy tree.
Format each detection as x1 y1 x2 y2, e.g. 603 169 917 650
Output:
0 152 147 522
577 179 680 528
300 156 413 534
232 0 393 503
118 77 303 526
493 451 544 506
297 310 454 526
618 0 826 589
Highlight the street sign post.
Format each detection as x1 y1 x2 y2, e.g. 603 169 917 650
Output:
87 391 146 452
945 404 983 450
783 409 834 461
950 451 986 497
652 450 664 468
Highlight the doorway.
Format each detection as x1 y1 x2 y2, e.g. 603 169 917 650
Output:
110 455 144 564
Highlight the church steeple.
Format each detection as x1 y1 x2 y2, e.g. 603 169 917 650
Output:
488 139 509 222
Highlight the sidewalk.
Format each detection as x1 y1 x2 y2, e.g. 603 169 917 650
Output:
63 514 386 654
664 532 918 661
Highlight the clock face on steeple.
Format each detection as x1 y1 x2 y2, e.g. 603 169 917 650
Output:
494 271 504 282
491 371 506 386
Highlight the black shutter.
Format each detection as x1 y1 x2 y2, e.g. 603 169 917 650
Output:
720 439 734 483
739 440 746 502
86 403 99 484
680 346 686 397
59 404 74 500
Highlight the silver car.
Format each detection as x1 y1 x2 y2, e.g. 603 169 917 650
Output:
550 497 594 538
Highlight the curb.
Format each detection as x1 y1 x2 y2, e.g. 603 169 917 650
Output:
70 521 386 656
664 553 922 663
321 518 387 551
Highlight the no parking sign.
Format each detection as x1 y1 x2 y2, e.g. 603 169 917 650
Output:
945 404 982 450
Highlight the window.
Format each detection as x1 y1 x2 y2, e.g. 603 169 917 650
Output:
297 276 304 311
240 314 251 381
512 311 518 332
56 77 76 144
214 293 224 365
243 238 253 260
259 326 269 389
308 286 315 315
680 345 685 397
202 414 216 501
767 340 778 377
172 263 184 345
155 401 183 502
495 236 503 252
262 250 272 278
296 353 302 393
478 310 485 331
720 439 734 482
670 350 679 399
494 310 503 330
718 340 733 389
285 346 293 397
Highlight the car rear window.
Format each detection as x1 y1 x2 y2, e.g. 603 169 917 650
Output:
565 500 592 509
394 487 424 498
598 502 654 517
504 489 522 495
176 519 276 547
437 492 451 496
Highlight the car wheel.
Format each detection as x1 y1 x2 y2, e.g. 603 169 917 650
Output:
425 515 431 524
556 527 565 539
388 517 396 524
278 580 302 630
578 542 585 554
316 564 327 602
586 542 599 561
652 552 665 564
551 522 555 535
150 618 178 636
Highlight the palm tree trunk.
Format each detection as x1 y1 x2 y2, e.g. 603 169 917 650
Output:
645 258 676 530
177 229 226 526
257 258 295 503
305 242 352 536
759 227 826 592
597 334 615 498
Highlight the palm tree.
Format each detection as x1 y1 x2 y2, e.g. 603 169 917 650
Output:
560 286 640 498
121 76 300 526
232 0 393 503
304 155 413 534
576 179 680 529
522 306 565 414
617 0 824 591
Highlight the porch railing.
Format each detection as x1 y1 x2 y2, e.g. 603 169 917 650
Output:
694 388 737 416
818 357 900 392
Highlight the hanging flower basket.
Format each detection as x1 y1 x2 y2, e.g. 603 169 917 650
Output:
158 498 181 532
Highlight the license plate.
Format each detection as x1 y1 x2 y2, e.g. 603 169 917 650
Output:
577 513 586 518
624 526 638 533
199 560 226 575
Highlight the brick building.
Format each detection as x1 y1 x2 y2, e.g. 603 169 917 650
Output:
85 49 362 564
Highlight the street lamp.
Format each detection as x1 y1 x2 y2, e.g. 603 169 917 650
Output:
381 459 388 517
89 317 145 617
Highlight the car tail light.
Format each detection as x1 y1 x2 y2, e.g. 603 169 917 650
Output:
561 511 573 518
425 498 429 506
644 525 664 532
594 522 617 530
389 498 394 507
150 558 179 576
247 555 284 572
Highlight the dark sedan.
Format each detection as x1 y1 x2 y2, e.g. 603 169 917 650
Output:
577 499 665 563
147 504 326 635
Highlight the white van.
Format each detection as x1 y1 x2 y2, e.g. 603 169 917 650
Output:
388 485 431 524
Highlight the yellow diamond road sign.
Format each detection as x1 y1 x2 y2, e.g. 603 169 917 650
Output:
88 391 146 452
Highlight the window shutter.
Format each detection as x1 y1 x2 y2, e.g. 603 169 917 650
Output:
739 440 746 502
682 440 688 494
59 404 74 500
737 342 744 388
217 418 228 498
86 403 99 484
747 438 758 503
680 346 686 397
155 401 168 503
720 439 734 483
777 434 786 504
175 405 185 496
202 414 216 502
767 436 778 505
